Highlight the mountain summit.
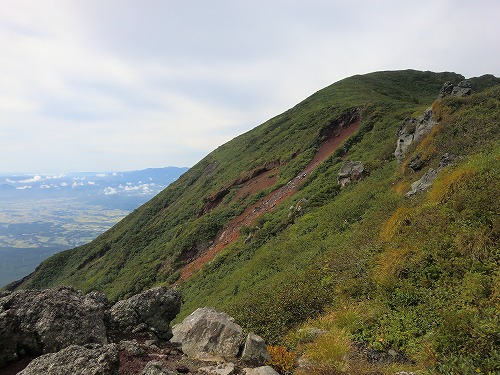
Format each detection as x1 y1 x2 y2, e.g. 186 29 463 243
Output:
6 70 500 373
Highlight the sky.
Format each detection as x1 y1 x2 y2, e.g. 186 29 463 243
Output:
0 0 498 174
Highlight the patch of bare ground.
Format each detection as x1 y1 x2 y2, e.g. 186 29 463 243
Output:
178 118 360 281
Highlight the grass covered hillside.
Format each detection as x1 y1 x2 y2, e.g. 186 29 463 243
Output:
9 70 500 373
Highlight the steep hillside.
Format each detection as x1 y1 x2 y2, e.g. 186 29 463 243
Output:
9 70 500 373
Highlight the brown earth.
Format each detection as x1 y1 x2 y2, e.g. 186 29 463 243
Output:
178 119 360 281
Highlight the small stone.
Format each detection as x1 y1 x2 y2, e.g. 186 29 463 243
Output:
243 366 280 375
142 360 174 375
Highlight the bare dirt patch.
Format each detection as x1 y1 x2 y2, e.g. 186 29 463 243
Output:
178 118 360 281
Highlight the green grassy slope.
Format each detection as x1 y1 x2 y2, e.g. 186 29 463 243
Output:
10 70 500 373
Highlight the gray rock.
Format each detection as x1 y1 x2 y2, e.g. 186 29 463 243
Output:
438 81 454 98
394 108 435 163
242 366 280 375
439 152 455 168
199 362 236 375
451 80 473 97
171 307 243 360
241 333 271 366
0 286 108 368
142 360 175 375
408 154 424 171
119 339 145 356
17 344 119 375
338 160 365 187
438 80 474 99
86 290 110 308
405 168 438 197
109 286 181 340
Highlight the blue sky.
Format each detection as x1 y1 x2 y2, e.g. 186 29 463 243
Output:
0 0 498 173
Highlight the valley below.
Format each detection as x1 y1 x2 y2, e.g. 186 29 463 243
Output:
0 167 187 287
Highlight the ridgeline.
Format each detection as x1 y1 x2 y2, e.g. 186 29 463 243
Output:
7 70 500 373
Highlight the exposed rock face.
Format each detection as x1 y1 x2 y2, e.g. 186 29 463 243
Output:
241 333 271 366
171 307 244 360
405 168 438 197
438 81 455 98
110 286 181 340
17 344 119 375
338 160 365 187
438 80 474 98
0 286 107 367
394 108 435 163
405 153 456 197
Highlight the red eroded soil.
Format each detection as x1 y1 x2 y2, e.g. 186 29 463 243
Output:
178 120 360 281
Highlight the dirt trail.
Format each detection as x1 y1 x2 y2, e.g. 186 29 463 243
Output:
178 120 360 281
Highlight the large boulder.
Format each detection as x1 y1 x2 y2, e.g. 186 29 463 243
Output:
17 344 119 375
171 307 243 360
0 287 108 368
109 286 181 340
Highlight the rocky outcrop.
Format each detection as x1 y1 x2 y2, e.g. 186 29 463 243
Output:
394 108 435 163
405 168 438 197
338 160 365 187
109 286 181 340
0 286 108 367
17 343 119 375
171 307 244 360
405 153 457 197
438 80 474 98
1 288 277 374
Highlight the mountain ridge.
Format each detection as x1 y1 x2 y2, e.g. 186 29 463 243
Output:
6 69 500 373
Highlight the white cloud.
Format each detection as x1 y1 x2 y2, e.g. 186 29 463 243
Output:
0 0 498 173
87 181 95 185
18 175 42 183
103 187 117 195
16 185 31 190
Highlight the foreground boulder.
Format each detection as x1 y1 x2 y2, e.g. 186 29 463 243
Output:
0 286 107 367
110 286 181 340
171 307 243 359
172 307 272 367
17 344 119 375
